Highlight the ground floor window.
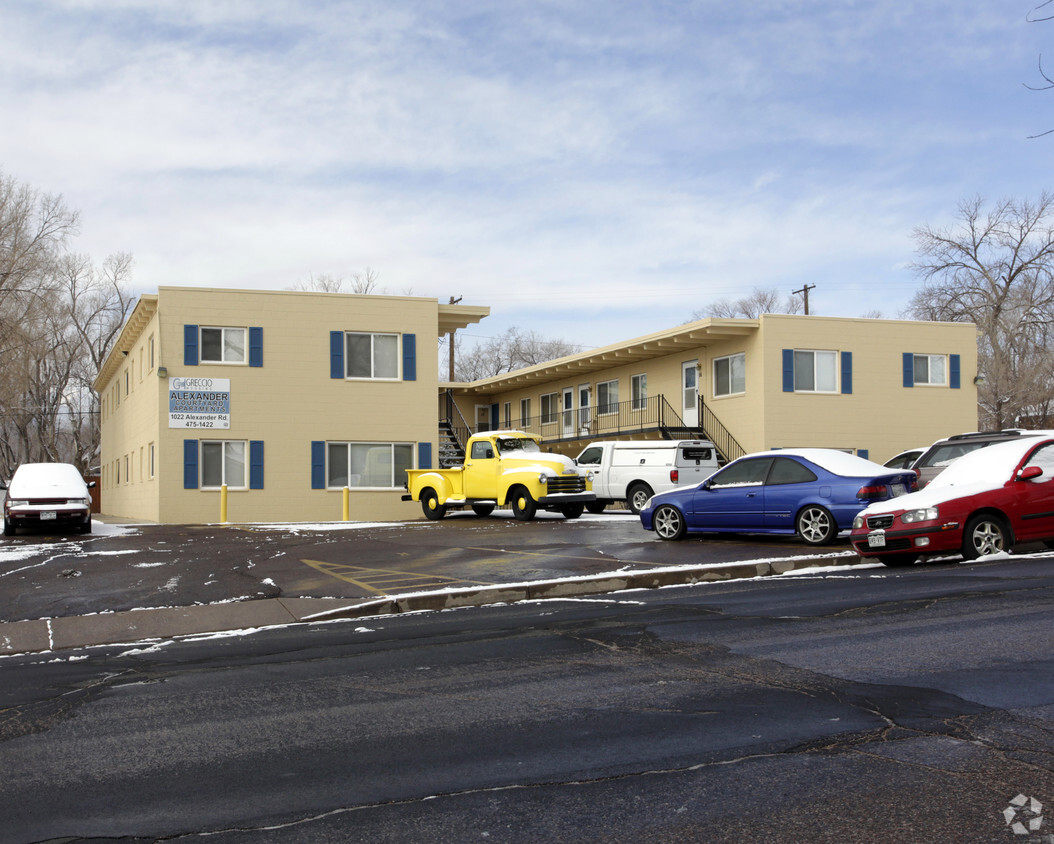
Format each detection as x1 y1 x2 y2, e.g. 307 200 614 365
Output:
327 442 412 488
202 440 246 488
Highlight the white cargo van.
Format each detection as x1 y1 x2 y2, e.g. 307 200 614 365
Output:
575 440 722 514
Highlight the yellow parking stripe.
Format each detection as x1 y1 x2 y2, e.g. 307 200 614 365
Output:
300 559 491 594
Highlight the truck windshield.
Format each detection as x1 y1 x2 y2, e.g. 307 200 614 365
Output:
496 438 541 455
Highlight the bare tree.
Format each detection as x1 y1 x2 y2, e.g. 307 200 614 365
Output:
452 327 581 381
693 287 804 320
907 193 1054 430
290 267 386 295
1027 1 1054 137
0 172 132 476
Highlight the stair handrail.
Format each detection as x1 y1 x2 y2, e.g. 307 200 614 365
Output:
440 390 472 453
698 399 746 463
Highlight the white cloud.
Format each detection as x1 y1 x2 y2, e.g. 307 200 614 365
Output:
0 0 1050 348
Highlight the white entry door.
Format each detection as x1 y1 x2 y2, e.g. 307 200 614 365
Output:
562 387 575 436
682 361 699 427
578 383 592 434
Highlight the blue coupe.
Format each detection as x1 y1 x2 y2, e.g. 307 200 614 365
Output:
639 449 917 545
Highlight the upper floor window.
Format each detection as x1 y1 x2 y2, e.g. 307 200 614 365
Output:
520 398 531 426
713 353 745 397
912 354 946 386
793 350 837 393
631 374 647 411
540 392 559 424
598 379 619 414
346 332 399 379
202 327 246 364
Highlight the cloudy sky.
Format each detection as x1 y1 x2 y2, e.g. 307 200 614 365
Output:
1 1 1050 351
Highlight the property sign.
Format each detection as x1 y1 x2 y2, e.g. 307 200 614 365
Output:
168 377 231 429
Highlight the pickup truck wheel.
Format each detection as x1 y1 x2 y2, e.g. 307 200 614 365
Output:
627 483 653 515
586 502 606 514
510 487 537 521
560 504 585 520
471 503 495 517
421 489 447 521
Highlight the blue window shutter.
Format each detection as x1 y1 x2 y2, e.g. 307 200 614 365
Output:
858 449 869 460
402 333 417 381
418 442 432 470
950 354 961 389
184 325 199 366
330 332 344 379
249 441 264 489
903 353 914 388
183 439 198 489
782 349 794 392
311 441 326 489
249 327 263 367
841 351 852 394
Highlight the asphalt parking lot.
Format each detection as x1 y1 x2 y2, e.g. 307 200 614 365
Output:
0 510 864 653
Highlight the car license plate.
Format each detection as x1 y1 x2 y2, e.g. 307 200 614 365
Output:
868 531 886 548
40 511 56 521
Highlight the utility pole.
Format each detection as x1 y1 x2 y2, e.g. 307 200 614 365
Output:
792 284 816 316
448 296 462 381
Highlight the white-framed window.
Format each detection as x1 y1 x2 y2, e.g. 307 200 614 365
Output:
201 327 247 364
714 353 746 397
346 332 399 380
201 440 246 489
913 354 947 386
149 442 155 479
540 392 559 424
149 334 155 371
520 398 531 426
326 442 412 489
598 379 619 414
631 374 647 411
793 350 837 393
503 402 511 428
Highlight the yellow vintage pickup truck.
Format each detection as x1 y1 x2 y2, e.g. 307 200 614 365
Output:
403 430 595 521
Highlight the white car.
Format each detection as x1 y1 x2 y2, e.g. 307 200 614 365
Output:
2 463 94 536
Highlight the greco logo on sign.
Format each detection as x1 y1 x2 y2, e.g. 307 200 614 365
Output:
168 378 231 429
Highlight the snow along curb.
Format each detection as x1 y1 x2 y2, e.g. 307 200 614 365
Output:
0 555 856 655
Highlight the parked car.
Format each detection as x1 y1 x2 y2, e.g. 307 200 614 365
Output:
883 447 925 470
575 439 722 514
912 430 1049 488
2 463 95 536
852 437 1054 567
639 449 917 545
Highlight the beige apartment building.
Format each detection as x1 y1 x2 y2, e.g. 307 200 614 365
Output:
95 288 978 524
93 287 488 524
443 314 979 468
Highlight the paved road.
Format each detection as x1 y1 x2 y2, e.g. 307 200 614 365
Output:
0 555 1051 843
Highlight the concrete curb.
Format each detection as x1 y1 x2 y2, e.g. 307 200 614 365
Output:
0 555 855 656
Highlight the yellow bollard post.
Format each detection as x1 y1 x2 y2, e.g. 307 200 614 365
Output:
220 484 228 523
342 486 350 521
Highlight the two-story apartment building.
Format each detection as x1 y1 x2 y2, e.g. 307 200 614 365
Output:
93 287 488 524
95 288 978 524
443 314 978 467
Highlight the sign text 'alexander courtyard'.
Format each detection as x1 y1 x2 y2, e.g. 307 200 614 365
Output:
168 377 231 429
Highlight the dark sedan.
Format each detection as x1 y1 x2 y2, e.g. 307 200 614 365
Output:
639 449 917 545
